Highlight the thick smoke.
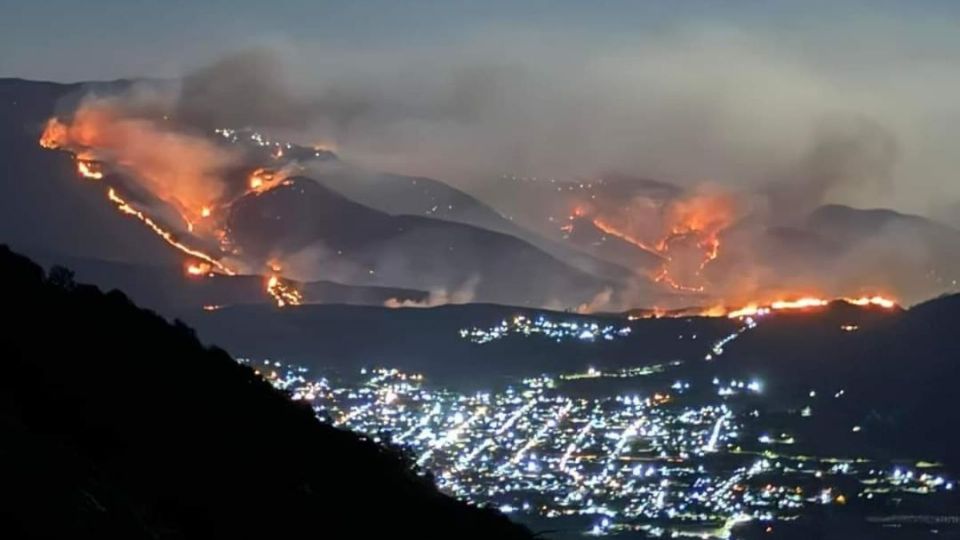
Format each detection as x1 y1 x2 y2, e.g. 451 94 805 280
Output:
43 90 241 220
764 116 899 222
175 50 318 130
44 38 960 308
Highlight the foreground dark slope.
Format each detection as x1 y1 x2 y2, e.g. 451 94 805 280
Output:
0 246 531 540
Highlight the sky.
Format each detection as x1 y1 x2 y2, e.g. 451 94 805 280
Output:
4 1 960 221
5 1 959 83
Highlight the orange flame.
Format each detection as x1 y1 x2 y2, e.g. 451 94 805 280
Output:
591 217 660 255
39 117 69 149
76 160 104 180
724 295 897 319
39 106 234 222
39 108 314 308
584 190 736 293
248 167 290 195
107 188 235 275
186 262 212 277
266 274 303 308
846 295 896 309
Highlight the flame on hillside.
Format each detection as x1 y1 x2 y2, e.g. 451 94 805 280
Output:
577 188 738 294
39 97 306 307
627 294 898 320
266 274 303 307
76 159 104 180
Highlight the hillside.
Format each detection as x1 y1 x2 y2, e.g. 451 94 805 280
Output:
229 177 611 307
0 78 615 308
716 296 960 467
21 249 429 312
309 168 634 281
0 78 179 266
0 245 532 539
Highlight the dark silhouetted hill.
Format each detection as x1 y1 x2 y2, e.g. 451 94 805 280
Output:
0 245 532 540
717 296 960 467
22 249 429 312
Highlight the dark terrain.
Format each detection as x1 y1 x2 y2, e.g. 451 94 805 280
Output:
0 246 532 539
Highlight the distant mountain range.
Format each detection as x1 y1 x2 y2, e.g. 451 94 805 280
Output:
1 77 957 312
0 78 616 309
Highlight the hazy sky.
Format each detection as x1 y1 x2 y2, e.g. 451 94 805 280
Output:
4 1 957 82
4 1 960 220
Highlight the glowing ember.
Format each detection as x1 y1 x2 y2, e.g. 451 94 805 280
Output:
39 117 68 149
76 160 104 180
266 274 303 308
248 167 288 194
186 262 212 276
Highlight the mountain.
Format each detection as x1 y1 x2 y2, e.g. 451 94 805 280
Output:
228 177 612 307
309 167 635 281
710 295 960 467
477 173 680 270
0 78 179 266
806 204 960 244
0 78 614 308
563 215 665 271
0 245 532 539
802 205 960 301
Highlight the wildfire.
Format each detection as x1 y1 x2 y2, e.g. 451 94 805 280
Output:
248 167 289 194
724 295 897 319
39 106 235 224
266 274 303 308
39 106 315 308
591 217 660 255
76 159 104 180
39 117 68 149
577 188 737 294
186 262 212 277
653 267 706 293
769 297 829 310
846 295 897 309
107 188 235 276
